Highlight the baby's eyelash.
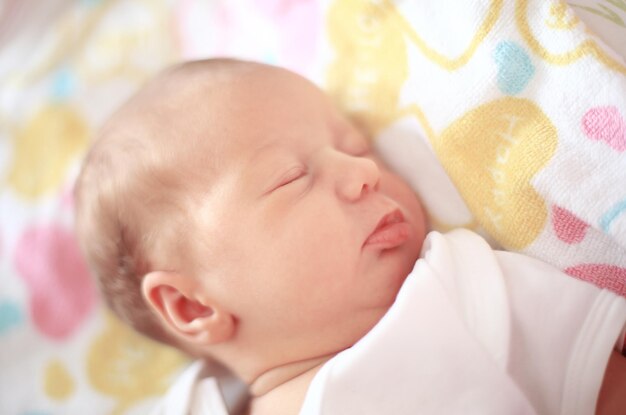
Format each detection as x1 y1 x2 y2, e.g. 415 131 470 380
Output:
277 166 306 188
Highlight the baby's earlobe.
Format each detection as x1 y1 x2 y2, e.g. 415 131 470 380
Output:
202 309 236 344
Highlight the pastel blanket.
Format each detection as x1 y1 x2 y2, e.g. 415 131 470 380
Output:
323 0 626 296
1 0 626 414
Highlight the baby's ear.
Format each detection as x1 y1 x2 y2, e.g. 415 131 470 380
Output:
142 271 235 345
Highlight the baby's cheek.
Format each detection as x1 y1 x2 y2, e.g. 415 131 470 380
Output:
385 174 421 211
387 175 427 242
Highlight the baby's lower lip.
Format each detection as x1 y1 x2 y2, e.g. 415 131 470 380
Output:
363 222 411 249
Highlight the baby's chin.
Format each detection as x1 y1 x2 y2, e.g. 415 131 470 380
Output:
395 234 424 281
371 248 419 306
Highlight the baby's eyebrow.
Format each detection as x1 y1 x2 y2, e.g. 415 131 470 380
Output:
242 142 290 193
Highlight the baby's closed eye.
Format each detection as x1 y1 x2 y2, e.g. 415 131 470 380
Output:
274 166 307 190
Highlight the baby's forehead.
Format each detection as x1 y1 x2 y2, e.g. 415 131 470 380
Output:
108 61 350 175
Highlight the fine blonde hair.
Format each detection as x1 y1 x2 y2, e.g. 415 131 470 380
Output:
74 58 254 345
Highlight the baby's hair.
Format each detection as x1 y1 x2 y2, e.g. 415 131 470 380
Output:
74 58 256 346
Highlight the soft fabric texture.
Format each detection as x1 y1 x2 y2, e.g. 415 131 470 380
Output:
156 230 626 415
301 230 626 415
330 0 626 296
148 361 248 415
2 0 626 413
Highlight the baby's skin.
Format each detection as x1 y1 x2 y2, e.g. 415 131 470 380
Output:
129 62 427 413
92 60 625 414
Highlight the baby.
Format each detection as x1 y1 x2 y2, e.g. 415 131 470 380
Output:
74 59 626 414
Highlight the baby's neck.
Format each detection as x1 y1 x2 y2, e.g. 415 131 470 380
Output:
246 354 333 415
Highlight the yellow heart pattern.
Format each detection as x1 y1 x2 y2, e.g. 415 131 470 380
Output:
7 105 88 200
87 312 188 415
516 0 626 74
436 97 558 250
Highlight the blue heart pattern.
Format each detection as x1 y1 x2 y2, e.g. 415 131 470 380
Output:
493 41 535 95
0 300 24 335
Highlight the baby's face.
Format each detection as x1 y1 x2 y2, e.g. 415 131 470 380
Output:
188 66 426 359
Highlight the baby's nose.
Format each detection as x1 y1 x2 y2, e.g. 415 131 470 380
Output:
337 156 380 202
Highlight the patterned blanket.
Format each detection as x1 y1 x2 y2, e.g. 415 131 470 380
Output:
1 0 624 413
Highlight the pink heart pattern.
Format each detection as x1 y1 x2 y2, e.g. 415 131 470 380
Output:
552 205 589 244
581 106 626 152
566 264 626 297
14 224 96 340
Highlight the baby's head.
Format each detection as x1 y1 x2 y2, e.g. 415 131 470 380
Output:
74 59 427 382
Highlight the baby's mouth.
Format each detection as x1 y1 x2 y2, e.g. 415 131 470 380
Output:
363 209 411 249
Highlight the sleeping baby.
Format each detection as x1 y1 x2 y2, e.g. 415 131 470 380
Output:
73 59 626 414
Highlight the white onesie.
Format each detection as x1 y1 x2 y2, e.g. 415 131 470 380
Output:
151 230 626 415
